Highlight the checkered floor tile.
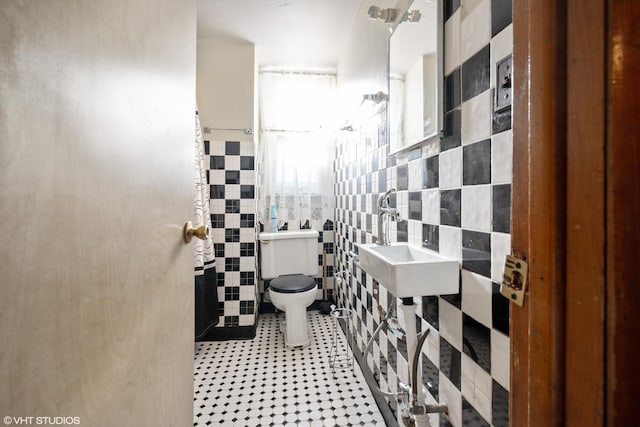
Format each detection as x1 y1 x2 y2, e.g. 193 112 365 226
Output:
193 311 386 426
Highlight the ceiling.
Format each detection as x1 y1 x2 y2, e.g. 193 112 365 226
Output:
196 0 362 70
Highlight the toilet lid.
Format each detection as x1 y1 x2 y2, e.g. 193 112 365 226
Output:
269 274 317 294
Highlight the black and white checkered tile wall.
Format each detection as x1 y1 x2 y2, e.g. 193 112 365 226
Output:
333 1 512 426
204 139 258 334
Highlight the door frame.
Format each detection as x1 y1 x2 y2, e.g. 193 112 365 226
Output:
511 0 640 425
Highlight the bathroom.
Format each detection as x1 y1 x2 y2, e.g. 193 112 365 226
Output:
1 1 637 427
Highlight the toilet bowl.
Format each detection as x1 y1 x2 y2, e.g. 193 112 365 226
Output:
259 230 319 348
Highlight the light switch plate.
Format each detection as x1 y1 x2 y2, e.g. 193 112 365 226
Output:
495 55 512 112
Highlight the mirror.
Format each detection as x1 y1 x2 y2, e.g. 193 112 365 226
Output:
389 0 442 153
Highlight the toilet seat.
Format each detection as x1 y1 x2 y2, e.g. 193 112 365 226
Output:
270 274 316 294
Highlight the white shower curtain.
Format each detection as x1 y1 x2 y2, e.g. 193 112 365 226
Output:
258 70 336 230
194 109 219 340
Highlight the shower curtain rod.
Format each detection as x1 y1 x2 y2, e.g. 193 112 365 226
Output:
259 68 337 76
203 127 253 134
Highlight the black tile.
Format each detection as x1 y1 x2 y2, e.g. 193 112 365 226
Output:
216 272 225 287
225 170 240 184
462 230 491 277
240 185 255 199
210 214 225 228
422 355 440 400
224 316 239 327
422 224 440 253
224 257 240 272
463 313 491 373
445 68 461 113
225 199 240 214
214 243 225 258
225 141 240 155
210 184 225 199
462 45 491 102
440 337 461 389
397 335 408 361
493 106 512 134
397 220 408 242
463 397 490 427
492 282 510 336
492 0 513 37
408 147 422 161
421 295 439 329
442 109 462 152
463 139 491 185
240 213 255 228
203 140 210 155
409 191 422 220
440 189 461 227
492 184 511 233
387 341 398 372
423 155 439 189
492 380 509 427
210 155 225 170
444 0 461 21
240 242 255 257
240 156 255 170
225 228 240 243
240 271 255 285
397 164 408 191
239 300 254 315
378 169 387 193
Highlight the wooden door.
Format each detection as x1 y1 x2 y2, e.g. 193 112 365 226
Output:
0 1 196 426
511 0 640 425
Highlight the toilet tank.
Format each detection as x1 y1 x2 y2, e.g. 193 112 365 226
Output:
259 230 319 279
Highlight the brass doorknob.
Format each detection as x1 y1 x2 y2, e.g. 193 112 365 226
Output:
183 221 209 243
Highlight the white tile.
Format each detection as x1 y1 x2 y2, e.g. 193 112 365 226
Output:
461 270 493 328
474 385 493 424
462 185 492 232
461 0 483 19
491 329 510 391
210 141 225 155
462 90 492 145
210 170 225 184
461 0 491 62
439 225 462 262
490 24 514 89
423 140 440 157
226 156 240 170
240 170 254 184
408 159 422 191
439 147 462 189
491 232 512 283
444 9 461 76
492 129 513 184
420 319 440 366
461 353 476 401
475 361 493 398
421 189 440 224
438 373 462 427
439 298 462 351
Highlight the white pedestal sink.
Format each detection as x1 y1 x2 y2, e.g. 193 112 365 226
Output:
358 243 459 298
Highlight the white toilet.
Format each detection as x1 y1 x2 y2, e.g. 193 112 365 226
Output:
259 229 319 348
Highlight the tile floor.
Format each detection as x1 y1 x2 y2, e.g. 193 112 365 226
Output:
193 311 387 426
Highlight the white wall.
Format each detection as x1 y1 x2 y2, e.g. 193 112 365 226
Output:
197 39 256 142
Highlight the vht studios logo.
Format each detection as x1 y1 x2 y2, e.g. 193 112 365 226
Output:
3 416 81 425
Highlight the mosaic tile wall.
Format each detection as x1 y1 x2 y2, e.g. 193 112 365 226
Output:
333 1 513 425
204 139 258 337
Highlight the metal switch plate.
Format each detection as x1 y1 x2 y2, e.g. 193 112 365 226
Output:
495 55 512 111
500 254 528 306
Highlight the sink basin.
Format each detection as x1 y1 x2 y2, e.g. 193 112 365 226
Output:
358 243 459 298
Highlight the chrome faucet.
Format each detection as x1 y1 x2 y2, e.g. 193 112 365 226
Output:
377 188 400 245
